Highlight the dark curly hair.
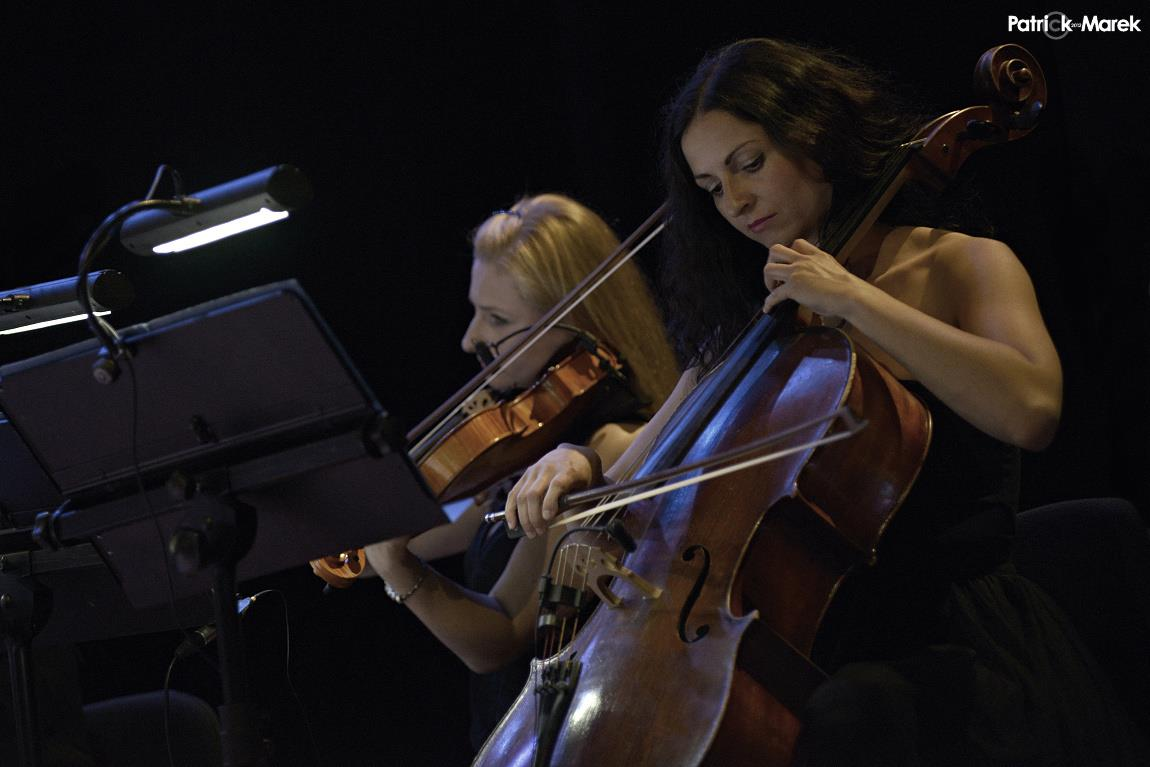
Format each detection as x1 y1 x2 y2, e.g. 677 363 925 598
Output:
659 37 989 370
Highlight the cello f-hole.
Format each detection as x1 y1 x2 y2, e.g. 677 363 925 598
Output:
677 544 711 643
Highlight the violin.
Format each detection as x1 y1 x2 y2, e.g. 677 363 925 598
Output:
473 43 1046 766
417 335 638 503
310 203 669 588
310 333 641 588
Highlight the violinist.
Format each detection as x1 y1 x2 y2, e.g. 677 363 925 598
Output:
503 39 1148 765
355 193 678 752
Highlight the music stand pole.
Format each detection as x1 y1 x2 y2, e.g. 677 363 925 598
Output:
1 569 44 767
212 561 262 767
167 494 264 767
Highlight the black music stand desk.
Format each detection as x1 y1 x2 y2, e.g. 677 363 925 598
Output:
0 280 446 767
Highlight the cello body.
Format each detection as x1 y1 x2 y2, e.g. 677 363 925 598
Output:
475 323 930 766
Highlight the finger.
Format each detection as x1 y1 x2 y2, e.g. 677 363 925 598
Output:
762 284 789 314
523 474 550 538
763 263 792 280
768 243 798 264
541 471 570 521
763 263 792 292
504 477 525 530
791 238 821 254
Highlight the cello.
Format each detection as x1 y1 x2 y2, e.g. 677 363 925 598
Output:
475 43 1047 766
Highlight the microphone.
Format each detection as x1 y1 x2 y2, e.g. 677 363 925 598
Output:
605 518 637 553
175 596 255 659
472 326 537 368
474 341 496 367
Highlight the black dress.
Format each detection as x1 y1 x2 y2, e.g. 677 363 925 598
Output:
459 357 648 753
461 479 533 753
799 381 1149 766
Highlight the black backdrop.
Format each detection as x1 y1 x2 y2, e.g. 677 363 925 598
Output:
2 3 1146 765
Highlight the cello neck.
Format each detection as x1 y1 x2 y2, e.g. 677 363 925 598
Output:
822 139 922 266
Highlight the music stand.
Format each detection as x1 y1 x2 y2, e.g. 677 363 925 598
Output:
0 280 446 767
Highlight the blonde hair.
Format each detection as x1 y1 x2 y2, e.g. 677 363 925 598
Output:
471 193 678 415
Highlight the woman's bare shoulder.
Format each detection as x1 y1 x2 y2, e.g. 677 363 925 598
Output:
887 227 1021 276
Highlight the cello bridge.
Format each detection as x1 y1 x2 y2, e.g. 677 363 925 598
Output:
573 549 663 607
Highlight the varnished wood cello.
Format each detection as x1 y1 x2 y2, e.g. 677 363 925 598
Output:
474 43 1047 766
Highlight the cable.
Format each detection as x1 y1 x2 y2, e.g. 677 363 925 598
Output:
76 197 190 360
122 354 220 673
248 588 321 767
77 165 198 373
117 168 216 668
543 520 634 577
163 654 178 767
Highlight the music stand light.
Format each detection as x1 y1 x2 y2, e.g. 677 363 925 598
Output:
119 165 313 255
0 271 134 335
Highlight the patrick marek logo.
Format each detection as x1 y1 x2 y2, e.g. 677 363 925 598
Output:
1009 12 1142 39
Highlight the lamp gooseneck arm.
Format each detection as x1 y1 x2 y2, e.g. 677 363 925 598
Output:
75 197 199 359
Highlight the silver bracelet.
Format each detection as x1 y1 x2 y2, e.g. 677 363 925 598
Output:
384 559 428 604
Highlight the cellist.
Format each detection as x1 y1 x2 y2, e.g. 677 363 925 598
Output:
343 193 678 752
503 39 1148 765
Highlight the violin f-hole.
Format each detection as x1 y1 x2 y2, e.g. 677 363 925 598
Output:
677 544 711 643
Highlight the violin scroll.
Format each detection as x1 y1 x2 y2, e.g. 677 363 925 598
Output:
311 549 365 589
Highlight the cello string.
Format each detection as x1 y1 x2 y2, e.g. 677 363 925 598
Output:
569 540 598 644
531 401 859 657
547 412 865 532
544 534 613 656
550 542 581 656
530 141 911 538
485 400 856 529
497 406 862 535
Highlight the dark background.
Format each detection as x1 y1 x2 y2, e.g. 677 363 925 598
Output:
2 3 1146 765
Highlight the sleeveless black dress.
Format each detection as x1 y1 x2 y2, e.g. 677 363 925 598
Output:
461 479 533 753
459 344 648 752
802 381 1149 766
